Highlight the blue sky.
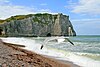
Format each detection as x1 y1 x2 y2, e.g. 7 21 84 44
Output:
0 0 100 35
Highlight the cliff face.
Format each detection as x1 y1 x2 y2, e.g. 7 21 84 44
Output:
0 13 76 37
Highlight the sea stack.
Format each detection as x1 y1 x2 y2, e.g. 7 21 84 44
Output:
0 13 76 37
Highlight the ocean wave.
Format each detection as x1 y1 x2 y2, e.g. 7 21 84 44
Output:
1 37 100 67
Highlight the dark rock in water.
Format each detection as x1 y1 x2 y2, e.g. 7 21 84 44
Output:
47 33 51 37
40 45 44 49
0 13 76 37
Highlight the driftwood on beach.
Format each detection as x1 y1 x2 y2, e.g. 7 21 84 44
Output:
3 42 25 47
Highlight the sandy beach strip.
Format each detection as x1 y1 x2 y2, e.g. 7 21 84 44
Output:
0 39 80 67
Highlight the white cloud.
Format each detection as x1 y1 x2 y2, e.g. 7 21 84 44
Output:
37 9 59 15
69 0 100 15
0 0 9 5
0 0 56 19
40 3 47 6
0 0 36 19
71 18 100 35
37 9 58 14
72 18 100 22
0 0 9 2
64 0 77 9
0 5 36 19
38 9 51 13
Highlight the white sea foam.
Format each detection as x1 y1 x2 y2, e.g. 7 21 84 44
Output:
57 38 65 43
1 37 42 52
1 37 100 67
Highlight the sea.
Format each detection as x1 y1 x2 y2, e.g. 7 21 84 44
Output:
1 35 100 67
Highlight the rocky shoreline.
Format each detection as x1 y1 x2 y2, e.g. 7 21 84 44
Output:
0 39 71 67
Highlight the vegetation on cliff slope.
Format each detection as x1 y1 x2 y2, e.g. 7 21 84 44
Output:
0 13 58 24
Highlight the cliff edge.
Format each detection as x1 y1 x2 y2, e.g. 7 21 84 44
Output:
0 13 76 37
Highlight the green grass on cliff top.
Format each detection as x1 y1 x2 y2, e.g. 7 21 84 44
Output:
0 13 58 24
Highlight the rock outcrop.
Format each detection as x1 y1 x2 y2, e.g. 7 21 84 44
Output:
0 13 76 37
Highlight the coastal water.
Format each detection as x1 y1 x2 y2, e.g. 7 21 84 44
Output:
1 35 100 67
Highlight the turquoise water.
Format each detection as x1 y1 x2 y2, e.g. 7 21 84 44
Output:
69 35 100 53
45 35 100 60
